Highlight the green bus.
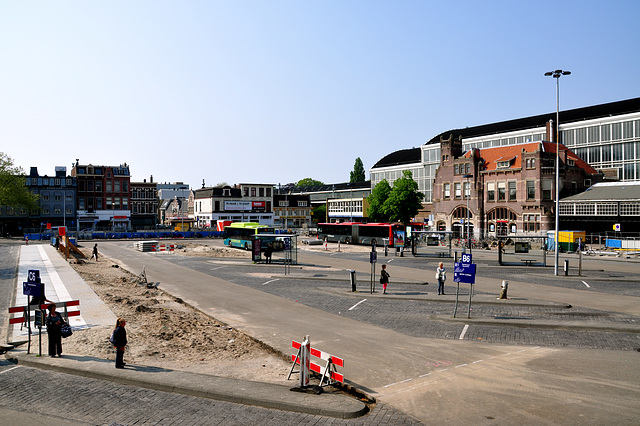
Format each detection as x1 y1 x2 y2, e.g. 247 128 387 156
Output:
223 222 276 250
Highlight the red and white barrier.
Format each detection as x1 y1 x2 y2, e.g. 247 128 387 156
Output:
151 244 175 253
288 336 344 386
9 300 81 325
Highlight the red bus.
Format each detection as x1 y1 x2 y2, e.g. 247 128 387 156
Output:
317 223 405 247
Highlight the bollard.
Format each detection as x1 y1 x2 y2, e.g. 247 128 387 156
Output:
338 241 341 252
299 335 311 387
564 259 569 276
384 244 388 257
498 280 508 299
400 246 404 257
349 269 356 292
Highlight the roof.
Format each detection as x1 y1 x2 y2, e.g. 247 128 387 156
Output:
476 142 598 174
371 147 422 169
561 181 640 202
427 97 640 145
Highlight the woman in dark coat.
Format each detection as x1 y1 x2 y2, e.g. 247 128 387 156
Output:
46 303 63 357
113 318 128 368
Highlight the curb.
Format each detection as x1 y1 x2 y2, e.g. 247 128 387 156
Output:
4 349 368 419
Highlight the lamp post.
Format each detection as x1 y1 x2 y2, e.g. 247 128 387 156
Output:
545 69 571 276
463 174 473 254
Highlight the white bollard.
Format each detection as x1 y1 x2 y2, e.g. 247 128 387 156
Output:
498 280 508 299
299 335 311 387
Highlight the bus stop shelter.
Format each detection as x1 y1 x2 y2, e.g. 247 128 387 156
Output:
497 235 548 266
411 231 454 258
254 233 298 265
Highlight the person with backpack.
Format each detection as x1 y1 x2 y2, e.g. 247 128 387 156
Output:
111 318 127 368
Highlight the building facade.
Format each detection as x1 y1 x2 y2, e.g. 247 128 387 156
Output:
5 166 77 234
371 97 640 223
130 177 158 230
193 184 274 228
273 193 311 229
71 160 132 231
432 137 600 238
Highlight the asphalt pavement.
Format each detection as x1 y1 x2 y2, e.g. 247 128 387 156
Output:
3 239 640 424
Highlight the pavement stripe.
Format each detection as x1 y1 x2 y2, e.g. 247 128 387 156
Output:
459 324 469 340
348 299 367 311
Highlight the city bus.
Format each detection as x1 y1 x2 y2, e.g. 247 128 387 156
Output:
223 222 276 250
317 222 405 247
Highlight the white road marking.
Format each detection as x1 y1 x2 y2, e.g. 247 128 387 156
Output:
348 299 367 311
210 266 227 271
582 280 591 288
0 366 20 375
455 364 468 368
262 279 279 286
459 324 469 340
383 378 413 388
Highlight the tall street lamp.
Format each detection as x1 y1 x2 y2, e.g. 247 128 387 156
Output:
545 69 571 276
463 174 473 254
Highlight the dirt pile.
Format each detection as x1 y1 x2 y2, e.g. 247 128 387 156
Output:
60 246 291 384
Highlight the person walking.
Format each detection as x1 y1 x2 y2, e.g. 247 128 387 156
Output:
436 262 447 295
46 303 64 357
380 264 390 294
90 243 99 261
113 318 128 368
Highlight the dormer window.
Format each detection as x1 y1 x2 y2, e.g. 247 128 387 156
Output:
497 160 510 169
567 158 575 166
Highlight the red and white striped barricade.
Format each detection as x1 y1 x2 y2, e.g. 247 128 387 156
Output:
9 300 81 327
288 336 344 387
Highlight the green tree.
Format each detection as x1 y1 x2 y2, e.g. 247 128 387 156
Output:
311 204 326 224
0 152 39 211
384 170 424 225
296 178 324 188
367 179 391 222
350 157 366 183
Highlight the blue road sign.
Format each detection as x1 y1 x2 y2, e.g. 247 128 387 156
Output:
454 262 476 284
370 251 377 264
460 253 472 264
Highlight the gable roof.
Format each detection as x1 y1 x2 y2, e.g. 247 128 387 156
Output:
472 141 598 174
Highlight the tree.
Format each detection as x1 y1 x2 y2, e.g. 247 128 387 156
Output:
296 178 324 188
311 204 326 224
367 179 391 222
384 170 424 225
0 152 39 211
350 157 366 183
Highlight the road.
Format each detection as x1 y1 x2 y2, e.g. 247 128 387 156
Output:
95 240 640 424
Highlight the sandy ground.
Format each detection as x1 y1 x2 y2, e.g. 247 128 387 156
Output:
58 243 293 384
49 240 371 384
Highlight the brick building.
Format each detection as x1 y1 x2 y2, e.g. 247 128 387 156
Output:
432 136 601 238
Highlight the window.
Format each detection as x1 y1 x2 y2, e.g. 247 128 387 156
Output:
79 198 85 210
465 163 470 174
497 161 510 169
584 179 591 187
542 180 552 200
251 188 256 197
88 180 94 191
96 198 102 209
464 182 470 199
266 188 272 197
106 197 112 208
106 181 112 192
444 183 450 199
298 201 308 207
454 164 459 174
96 181 102 192
259 188 264 197
42 194 49 201
487 182 495 202
508 181 517 201
54 178 60 186
244 187 249 196
567 158 575 166
114 181 120 192
454 183 461 199
526 158 536 169
497 182 506 201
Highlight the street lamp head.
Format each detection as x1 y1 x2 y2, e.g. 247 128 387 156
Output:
545 70 571 78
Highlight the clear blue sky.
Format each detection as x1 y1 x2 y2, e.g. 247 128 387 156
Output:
1 1 639 188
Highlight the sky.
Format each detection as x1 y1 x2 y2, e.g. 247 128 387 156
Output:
1 1 639 189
